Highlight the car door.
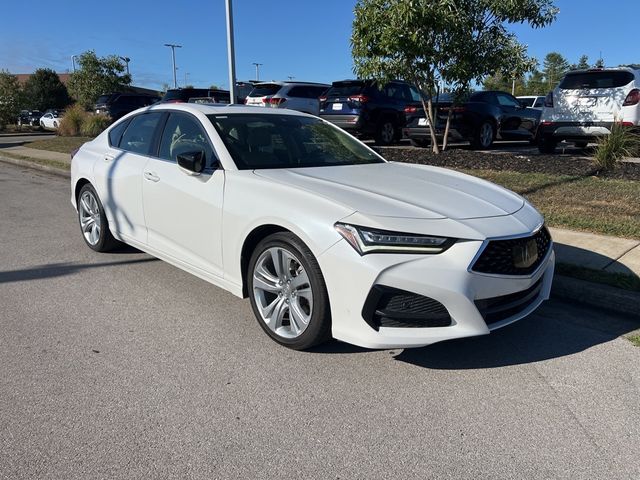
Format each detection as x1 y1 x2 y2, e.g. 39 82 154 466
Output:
93 112 164 245
142 111 225 277
495 92 537 139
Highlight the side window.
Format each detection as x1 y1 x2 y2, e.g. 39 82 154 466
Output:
158 113 216 167
108 118 131 147
409 86 422 102
119 112 163 155
496 93 521 108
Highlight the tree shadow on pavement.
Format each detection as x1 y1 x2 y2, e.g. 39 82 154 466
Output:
0 257 157 284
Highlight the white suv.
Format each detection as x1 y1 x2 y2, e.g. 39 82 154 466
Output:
538 67 640 152
244 81 329 115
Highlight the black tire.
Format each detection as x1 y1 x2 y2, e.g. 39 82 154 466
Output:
574 141 588 149
247 232 331 350
470 121 494 149
77 184 121 252
53 121 58 128
410 138 431 148
374 118 397 146
538 135 557 154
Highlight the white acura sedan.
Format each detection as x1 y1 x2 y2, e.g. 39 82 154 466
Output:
71 103 554 350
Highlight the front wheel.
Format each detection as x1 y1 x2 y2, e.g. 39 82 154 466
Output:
247 232 331 350
77 184 121 252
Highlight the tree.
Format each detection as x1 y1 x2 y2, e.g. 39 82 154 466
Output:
570 54 590 70
352 0 557 152
542 52 569 88
0 70 23 128
594 57 605 68
22 68 69 111
67 50 131 108
526 70 546 95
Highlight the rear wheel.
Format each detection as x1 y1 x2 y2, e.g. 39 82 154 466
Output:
538 135 558 154
77 184 121 252
471 121 494 149
248 232 331 350
410 138 431 148
375 119 397 145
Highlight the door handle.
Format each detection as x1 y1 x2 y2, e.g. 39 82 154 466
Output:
104 153 115 162
143 171 160 182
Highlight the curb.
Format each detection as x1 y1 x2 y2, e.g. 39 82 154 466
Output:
0 155 70 178
0 131 53 137
551 274 640 319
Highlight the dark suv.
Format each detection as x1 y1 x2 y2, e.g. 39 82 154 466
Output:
94 93 160 121
319 80 423 145
161 88 231 104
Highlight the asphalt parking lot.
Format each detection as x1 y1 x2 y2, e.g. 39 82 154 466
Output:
1 162 639 479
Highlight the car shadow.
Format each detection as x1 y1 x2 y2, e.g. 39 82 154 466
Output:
310 298 639 369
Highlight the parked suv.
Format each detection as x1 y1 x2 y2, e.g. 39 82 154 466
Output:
538 67 640 153
161 88 231 104
94 93 160 121
244 82 329 115
17 110 42 126
404 91 541 149
319 79 423 145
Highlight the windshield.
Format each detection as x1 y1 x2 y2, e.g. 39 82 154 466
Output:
248 84 282 97
208 114 385 170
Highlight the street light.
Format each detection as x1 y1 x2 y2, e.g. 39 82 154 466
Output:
252 62 263 81
119 56 131 76
164 43 182 89
225 0 237 104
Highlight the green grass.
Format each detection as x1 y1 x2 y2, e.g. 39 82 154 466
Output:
556 263 640 292
24 136 93 154
627 334 640 347
463 169 640 239
0 150 70 171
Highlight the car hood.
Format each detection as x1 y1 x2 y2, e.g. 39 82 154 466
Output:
254 162 524 220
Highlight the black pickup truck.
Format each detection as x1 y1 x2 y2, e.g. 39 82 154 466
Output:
403 90 541 149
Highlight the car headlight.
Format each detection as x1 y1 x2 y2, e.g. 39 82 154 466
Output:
334 223 455 255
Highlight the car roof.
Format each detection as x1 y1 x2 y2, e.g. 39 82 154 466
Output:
145 103 313 117
254 81 329 86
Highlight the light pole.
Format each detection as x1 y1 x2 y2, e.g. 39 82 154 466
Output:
164 43 182 89
119 56 131 76
225 0 237 104
252 62 263 81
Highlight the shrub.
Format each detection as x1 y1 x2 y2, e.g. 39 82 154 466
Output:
58 103 88 136
593 123 640 170
81 114 111 137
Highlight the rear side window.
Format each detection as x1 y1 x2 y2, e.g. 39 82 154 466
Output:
559 71 634 89
108 119 130 147
249 84 282 97
119 112 163 155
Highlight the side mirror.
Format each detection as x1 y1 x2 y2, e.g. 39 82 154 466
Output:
177 150 205 174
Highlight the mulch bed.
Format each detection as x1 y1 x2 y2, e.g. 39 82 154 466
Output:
376 146 640 181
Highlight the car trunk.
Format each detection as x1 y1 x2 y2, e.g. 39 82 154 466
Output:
553 70 634 123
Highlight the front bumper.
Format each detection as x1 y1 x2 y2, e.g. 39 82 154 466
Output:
318 224 554 349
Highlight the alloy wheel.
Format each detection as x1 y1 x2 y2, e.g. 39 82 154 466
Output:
480 123 493 148
78 190 102 246
381 122 395 144
252 246 313 339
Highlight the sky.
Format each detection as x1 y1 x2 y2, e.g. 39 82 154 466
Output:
1 0 637 91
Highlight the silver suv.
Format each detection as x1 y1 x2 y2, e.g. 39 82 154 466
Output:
244 81 329 115
538 67 640 153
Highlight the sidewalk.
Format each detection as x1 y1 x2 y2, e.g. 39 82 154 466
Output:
1 144 639 318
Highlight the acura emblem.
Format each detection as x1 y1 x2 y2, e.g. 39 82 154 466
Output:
513 239 538 269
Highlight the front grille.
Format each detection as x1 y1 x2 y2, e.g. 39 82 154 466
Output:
472 226 552 276
361 286 452 330
475 278 543 326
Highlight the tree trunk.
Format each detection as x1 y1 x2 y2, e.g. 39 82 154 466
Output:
421 97 439 154
442 108 452 151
